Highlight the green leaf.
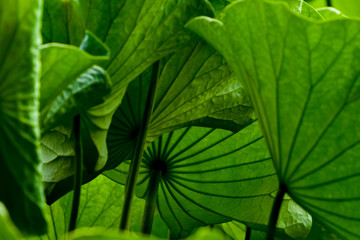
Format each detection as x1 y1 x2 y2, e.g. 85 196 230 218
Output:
40 32 111 195
186 228 228 240
209 0 230 18
43 0 215 116
317 7 347 20
187 0 360 238
303 220 342 240
42 0 86 45
0 203 22 240
41 66 111 133
217 195 312 240
67 228 162 240
106 43 254 170
45 40 254 203
0 0 47 235
271 0 304 13
28 175 146 240
301 2 324 20
41 0 215 176
106 122 279 238
40 32 109 130
306 0 360 18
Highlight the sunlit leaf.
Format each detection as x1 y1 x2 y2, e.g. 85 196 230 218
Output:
187 0 360 238
301 2 324 20
317 7 347 20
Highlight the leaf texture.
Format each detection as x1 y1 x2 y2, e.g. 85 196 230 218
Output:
27 175 146 240
41 0 214 175
106 43 254 170
106 122 279 238
0 0 47 235
187 0 360 238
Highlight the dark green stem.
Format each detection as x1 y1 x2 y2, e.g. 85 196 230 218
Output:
68 115 83 232
50 206 58 240
326 0 332 7
245 226 251 240
119 61 159 231
141 170 162 234
266 183 286 240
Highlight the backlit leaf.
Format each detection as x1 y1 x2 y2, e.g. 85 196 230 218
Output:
187 0 360 238
106 43 254 170
106 122 279 238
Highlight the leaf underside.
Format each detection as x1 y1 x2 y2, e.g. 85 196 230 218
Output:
41 1 215 203
187 0 360 238
106 122 279 238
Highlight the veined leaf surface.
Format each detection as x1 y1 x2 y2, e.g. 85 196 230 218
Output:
106 42 253 170
0 0 47 235
106 122 279 238
187 0 360 238
40 31 109 132
40 33 111 186
27 175 146 240
41 0 214 174
45 41 254 202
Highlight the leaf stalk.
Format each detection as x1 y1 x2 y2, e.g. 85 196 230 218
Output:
119 61 160 231
245 226 251 240
68 114 83 232
266 183 286 240
141 170 162 234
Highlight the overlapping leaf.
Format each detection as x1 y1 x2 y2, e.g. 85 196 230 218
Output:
106 42 253 170
0 203 22 240
41 0 214 180
187 0 360 238
40 32 110 132
0 0 47 235
40 33 111 185
106 122 279 238
45 40 254 202
27 175 146 240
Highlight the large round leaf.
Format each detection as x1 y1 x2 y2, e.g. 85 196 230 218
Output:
187 0 360 238
106 122 279 238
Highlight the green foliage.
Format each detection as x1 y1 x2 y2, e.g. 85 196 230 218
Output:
0 0 47 235
107 122 278 237
2 0 360 239
0 203 22 240
188 0 360 238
